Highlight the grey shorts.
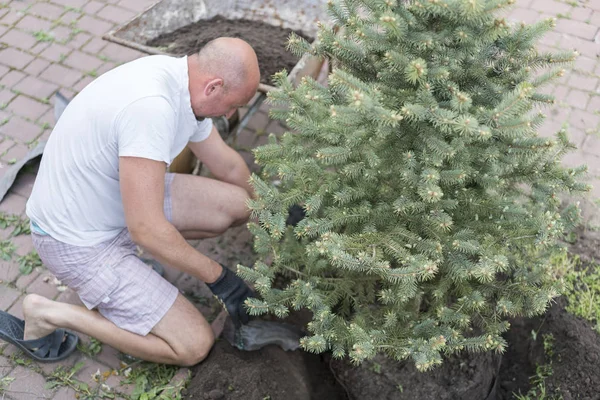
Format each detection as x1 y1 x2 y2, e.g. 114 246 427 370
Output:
31 173 179 336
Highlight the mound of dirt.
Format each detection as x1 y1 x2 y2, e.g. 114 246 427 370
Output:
147 16 313 86
184 339 346 400
498 297 600 400
329 351 499 400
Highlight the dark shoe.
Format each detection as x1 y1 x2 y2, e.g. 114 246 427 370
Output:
0 310 78 363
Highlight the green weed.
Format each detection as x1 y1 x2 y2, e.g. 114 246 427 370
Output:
0 240 15 261
17 250 42 275
564 263 600 333
513 333 562 400
78 338 102 357
33 30 54 42
122 362 185 400
0 376 15 394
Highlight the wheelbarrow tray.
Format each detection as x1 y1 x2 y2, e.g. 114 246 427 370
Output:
102 0 328 93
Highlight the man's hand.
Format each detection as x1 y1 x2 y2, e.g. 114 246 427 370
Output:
207 264 255 328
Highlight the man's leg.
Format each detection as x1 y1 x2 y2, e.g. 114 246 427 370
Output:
168 173 251 239
22 292 214 367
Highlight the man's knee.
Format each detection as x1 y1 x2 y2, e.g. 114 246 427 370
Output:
229 186 251 226
177 327 215 367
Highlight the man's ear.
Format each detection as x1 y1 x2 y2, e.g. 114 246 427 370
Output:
204 78 224 97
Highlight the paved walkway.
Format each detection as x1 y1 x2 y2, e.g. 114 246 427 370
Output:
0 0 598 398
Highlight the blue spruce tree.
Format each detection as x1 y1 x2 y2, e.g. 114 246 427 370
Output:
238 0 588 371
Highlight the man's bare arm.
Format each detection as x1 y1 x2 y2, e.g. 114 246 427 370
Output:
188 126 255 198
119 156 222 283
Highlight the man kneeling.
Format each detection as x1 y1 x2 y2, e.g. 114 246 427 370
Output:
2 37 259 366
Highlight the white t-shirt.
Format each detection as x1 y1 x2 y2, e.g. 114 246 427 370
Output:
26 55 213 247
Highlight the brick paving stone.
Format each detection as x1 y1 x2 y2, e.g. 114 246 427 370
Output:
0 138 15 155
15 15 53 33
27 2 65 20
38 108 55 128
82 36 107 54
75 15 113 36
6 366 55 400
96 61 117 76
591 11 600 27
82 0 104 14
15 269 39 291
530 0 571 15
0 260 21 284
60 10 82 25
74 357 110 388
539 30 563 47
0 48 34 70
12 234 34 257
40 63 83 87
13 76 58 100
36 352 78 376
508 7 541 24
568 73 599 92
234 128 254 148
0 64 9 79
0 89 16 105
0 193 26 215
49 0 87 9
68 31 93 50
117 0 154 12
105 374 136 398
0 70 26 89
63 50 103 72
24 58 51 76
553 84 570 102
2 143 31 165
582 132 600 155
97 5 135 24
245 111 270 132
39 43 73 62
25 271 61 299
100 42 143 63
589 95 600 111
7 294 24 319
266 120 287 136
561 35 599 59
55 287 84 306
49 25 72 44
51 386 78 400
0 354 13 376
0 28 37 51
569 108 600 131
0 9 25 26
575 56 598 74
96 344 123 370
570 5 594 22
0 284 20 311
0 116 43 143
6 95 50 121
30 41 52 56
588 1 600 12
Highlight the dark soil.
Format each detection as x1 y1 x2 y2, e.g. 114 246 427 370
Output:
184 337 347 400
497 297 600 400
146 16 313 86
329 352 499 400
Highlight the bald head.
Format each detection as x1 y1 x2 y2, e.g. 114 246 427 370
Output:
187 37 260 119
197 37 260 94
